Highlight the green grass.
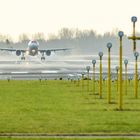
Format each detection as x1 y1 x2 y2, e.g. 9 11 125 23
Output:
0 80 139 134
0 138 140 140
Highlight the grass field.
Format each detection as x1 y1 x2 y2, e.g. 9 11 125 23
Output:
0 79 139 134
0 138 140 140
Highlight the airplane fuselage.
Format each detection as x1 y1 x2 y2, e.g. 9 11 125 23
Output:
27 40 39 56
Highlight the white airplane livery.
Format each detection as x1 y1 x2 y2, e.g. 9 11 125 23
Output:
0 40 69 60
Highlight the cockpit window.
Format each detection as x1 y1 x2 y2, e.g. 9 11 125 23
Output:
32 41 37 43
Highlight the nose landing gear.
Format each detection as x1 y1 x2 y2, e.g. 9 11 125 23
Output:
41 53 45 61
41 56 45 61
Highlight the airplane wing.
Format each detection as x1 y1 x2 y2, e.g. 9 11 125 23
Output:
38 48 70 53
0 48 70 52
0 48 16 51
0 47 71 60
0 48 26 52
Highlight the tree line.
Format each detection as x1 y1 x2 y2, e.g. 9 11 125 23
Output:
0 28 139 57
0 28 119 43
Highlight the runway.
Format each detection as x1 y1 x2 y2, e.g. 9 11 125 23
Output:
0 133 140 139
0 54 137 80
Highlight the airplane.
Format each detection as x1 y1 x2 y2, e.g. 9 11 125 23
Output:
0 40 70 60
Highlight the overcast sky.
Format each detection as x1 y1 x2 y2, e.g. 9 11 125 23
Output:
0 0 140 40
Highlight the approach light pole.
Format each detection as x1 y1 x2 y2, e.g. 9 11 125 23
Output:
77 75 80 87
82 72 85 93
107 42 112 103
124 59 128 95
134 51 139 98
86 66 90 93
115 66 119 92
118 31 124 110
92 59 96 94
131 16 137 52
99 52 103 99
128 16 140 52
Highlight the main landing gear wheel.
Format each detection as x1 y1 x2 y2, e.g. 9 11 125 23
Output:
21 56 25 60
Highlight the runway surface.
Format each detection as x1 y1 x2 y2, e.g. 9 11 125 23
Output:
0 54 137 80
0 133 140 139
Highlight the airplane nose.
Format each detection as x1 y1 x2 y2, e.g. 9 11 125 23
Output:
30 46 38 56
32 50 36 53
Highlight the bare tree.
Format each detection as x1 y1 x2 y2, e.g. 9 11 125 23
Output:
58 28 74 39
32 32 46 41
18 33 30 42
48 33 58 41
0 34 13 42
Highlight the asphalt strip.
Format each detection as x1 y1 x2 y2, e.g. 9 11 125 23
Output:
0 133 140 139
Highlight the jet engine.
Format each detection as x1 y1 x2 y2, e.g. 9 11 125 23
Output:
16 50 21 56
46 50 51 56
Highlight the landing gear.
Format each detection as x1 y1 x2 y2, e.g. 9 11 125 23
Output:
21 56 25 60
41 56 45 61
41 53 45 61
21 53 25 60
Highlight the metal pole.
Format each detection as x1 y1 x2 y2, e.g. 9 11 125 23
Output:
82 73 84 93
100 57 102 98
128 17 140 52
118 31 124 110
108 49 111 103
93 64 95 94
107 43 112 103
124 59 128 95
87 71 89 92
92 60 96 94
125 64 128 95
133 22 136 52
77 76 80 87
117 70 119 92
134 52 139 98
115 66 119 92
135 58 138 98
86 66 90 93
119 37 123 109
131 16 137 52
99 52 103 99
